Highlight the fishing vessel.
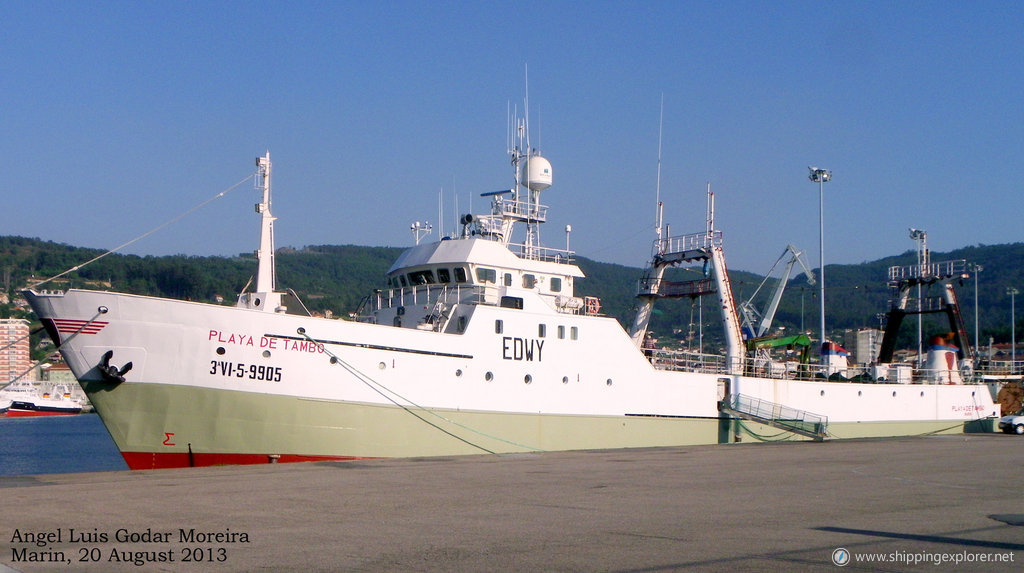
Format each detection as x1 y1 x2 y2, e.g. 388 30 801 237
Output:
23 140 998 469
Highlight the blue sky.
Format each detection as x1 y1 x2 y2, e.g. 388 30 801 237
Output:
2 1 1023 274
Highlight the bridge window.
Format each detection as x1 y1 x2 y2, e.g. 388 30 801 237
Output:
523 274 536 288
438 268 451 283
476 268 497 284
550 277 562 292
399 275 407 287
454 267 468 283
500 296 523 309
408 270 435 285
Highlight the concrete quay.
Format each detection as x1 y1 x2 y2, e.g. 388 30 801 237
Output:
2 434 1022 572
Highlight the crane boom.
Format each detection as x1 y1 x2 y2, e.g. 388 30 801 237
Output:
739 245 816 338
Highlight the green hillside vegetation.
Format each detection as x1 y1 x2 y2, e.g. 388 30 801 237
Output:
3 236 1023 359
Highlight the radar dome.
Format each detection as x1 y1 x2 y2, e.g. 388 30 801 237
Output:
520 155 553 192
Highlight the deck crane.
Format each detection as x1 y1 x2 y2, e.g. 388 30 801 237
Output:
739 245 816 339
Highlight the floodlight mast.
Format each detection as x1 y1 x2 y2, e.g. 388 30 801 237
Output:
909 228 928 366
808 167 831 353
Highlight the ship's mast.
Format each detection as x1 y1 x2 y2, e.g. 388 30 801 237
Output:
238 152 285 313
255 152 276 294
496 76 552 256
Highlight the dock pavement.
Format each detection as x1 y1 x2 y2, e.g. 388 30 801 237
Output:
2 434 1022 572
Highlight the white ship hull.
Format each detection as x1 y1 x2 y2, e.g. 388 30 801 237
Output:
21 151 999 470
25 288 996 469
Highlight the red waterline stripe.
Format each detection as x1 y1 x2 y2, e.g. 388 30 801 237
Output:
120 451 372 471
4 410 82 418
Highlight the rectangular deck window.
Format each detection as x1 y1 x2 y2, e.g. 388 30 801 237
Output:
500 296 523 309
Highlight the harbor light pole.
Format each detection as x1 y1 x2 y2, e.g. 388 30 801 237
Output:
809 167 831 351
1008 287 1019 373
970 263 983 363
910 229 928 367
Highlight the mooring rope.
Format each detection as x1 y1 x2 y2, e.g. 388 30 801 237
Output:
30 172 256 290
297 328 544 455
0 307 107 392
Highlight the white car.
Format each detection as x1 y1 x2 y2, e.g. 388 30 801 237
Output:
998 413 1024 434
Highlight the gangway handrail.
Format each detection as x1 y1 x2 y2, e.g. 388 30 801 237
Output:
719 393 828 440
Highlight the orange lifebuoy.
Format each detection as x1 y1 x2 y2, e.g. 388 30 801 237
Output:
586 297 600 314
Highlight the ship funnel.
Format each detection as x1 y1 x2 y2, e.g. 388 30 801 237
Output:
925 335 963 384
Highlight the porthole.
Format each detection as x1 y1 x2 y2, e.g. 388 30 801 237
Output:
857 391 862 397
606 378 613 386
485 371 494 382
892 391 897 397
562 376 569 384
330 356 338 364
820 390 825 396
920 391 925 397
378 362 387 370
456 369 463 377
216 347 226 355
262 350 271 358
524 374 533 384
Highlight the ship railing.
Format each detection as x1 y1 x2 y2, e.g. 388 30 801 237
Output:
494 196 549 222
977 358 1022 376
649 348 992 385
649 348 730 375
508 243 575 264
888 259 967 283
887 295 951 313
357 283 489 317
637 277 716 298
652 230 722 258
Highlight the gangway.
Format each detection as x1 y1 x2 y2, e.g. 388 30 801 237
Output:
718 393 828 441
